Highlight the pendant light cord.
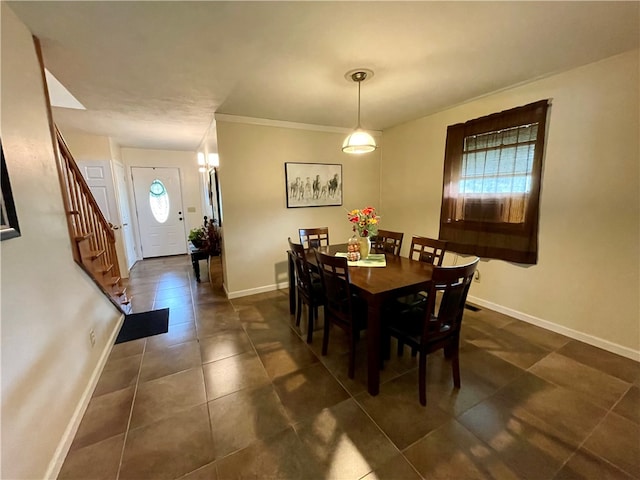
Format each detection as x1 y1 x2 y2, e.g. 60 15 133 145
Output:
356 79 362 129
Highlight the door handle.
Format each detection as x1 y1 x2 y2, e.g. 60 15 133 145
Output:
123 223 128 226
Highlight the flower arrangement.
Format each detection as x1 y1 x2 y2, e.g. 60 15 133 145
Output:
347 206 380 238
189 216 221 255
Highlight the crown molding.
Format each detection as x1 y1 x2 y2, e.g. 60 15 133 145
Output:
214 113 381 136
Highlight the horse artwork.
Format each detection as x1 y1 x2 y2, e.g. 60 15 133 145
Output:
285 163 342 208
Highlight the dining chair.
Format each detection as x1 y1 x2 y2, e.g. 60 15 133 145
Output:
372 229 404 256
408 236 447 265
383 257 479 405
392 236 448 356
299 227 329 250
314 250 367 378
288 238 325 343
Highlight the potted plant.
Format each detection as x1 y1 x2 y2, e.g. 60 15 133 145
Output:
188 227 207 248
204 217 221 255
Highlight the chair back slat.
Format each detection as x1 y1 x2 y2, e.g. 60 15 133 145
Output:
421 258 478 344
372 229 404 256
288 238 314 295
409 236 447 266
299 227 329 250
314 250 353 325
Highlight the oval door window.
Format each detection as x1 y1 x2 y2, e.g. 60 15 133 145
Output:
149 179 170 223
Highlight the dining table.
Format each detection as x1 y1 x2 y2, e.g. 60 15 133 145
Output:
287 243 434 396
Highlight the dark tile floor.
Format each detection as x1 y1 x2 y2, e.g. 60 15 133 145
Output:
59 255 640 479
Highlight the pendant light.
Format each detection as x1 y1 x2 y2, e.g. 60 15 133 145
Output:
342 69 377 154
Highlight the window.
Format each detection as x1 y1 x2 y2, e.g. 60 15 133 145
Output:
439 100 550 264
149 179 170 223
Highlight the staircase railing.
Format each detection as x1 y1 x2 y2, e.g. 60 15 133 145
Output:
54 126 130 313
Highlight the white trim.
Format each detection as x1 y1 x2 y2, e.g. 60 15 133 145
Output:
227 281 289 299
214 113 382 136
45 313 125 479
467 295 640 362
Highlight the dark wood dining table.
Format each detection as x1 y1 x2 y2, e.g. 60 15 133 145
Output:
287 243 434 395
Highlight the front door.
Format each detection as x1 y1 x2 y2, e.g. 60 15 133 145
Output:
131 167 187 258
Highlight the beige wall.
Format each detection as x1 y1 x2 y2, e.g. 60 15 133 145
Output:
1 5 123 478
120 147 204 249
216 121 381 297
60 130 112 161
381 50 639 358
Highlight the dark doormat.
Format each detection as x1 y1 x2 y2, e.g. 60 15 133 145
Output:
115 308 170 344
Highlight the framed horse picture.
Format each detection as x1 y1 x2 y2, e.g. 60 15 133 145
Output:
285 162 342 208
1 140 21 241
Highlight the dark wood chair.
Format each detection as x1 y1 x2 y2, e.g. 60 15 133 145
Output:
408 236 447 265
314 250 367 378
392 236 448 356
383 258 479 405
299 227 329 250
288 238 324 343
372 229 404 256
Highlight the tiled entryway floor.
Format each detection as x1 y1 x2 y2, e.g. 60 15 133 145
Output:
59 255 640 479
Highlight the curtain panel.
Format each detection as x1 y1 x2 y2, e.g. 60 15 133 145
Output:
439 100 550 264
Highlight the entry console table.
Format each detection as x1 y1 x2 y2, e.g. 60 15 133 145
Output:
189 242 209 282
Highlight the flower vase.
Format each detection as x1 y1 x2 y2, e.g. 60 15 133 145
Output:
358 236 371 259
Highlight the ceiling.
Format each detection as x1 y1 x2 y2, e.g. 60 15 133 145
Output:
8 1 639 152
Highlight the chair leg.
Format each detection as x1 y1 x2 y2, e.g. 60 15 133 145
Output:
418 352 427 406
451 343 461 388
306 306 314 344
348 330 356 379
295 295 302 327
321 317 330 356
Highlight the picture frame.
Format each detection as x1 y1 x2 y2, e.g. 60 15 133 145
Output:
208 167 222 225
285 162 342 208
0 140 21 241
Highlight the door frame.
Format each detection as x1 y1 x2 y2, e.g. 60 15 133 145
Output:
113 161 138 271
130 166 189 258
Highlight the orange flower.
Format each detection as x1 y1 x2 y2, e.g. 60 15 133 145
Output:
347 207 380 237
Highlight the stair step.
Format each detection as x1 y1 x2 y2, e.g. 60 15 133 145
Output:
114 287 127 297
74 232 94 242
100 264 114 275
91 249 106 260
108 276 121 287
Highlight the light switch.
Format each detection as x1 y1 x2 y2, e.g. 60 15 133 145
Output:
187 207 196 213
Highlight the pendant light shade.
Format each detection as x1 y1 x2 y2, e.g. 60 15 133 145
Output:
342 129 377 154
342 70 377 154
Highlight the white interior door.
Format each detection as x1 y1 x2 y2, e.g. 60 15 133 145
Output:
79 160 117 223
114 162 137 269
132 167 187 258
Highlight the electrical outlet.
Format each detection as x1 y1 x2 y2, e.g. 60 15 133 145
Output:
89 329 96 347
474 270 481 283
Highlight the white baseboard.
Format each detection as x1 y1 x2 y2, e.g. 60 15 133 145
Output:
45 313 125 479
227 282 289 299
467 295 640 362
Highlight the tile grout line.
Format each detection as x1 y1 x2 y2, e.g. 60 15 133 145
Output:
553 383 637 479
114 338 147 480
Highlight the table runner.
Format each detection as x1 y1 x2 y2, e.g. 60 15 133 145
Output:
335 252 387 267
